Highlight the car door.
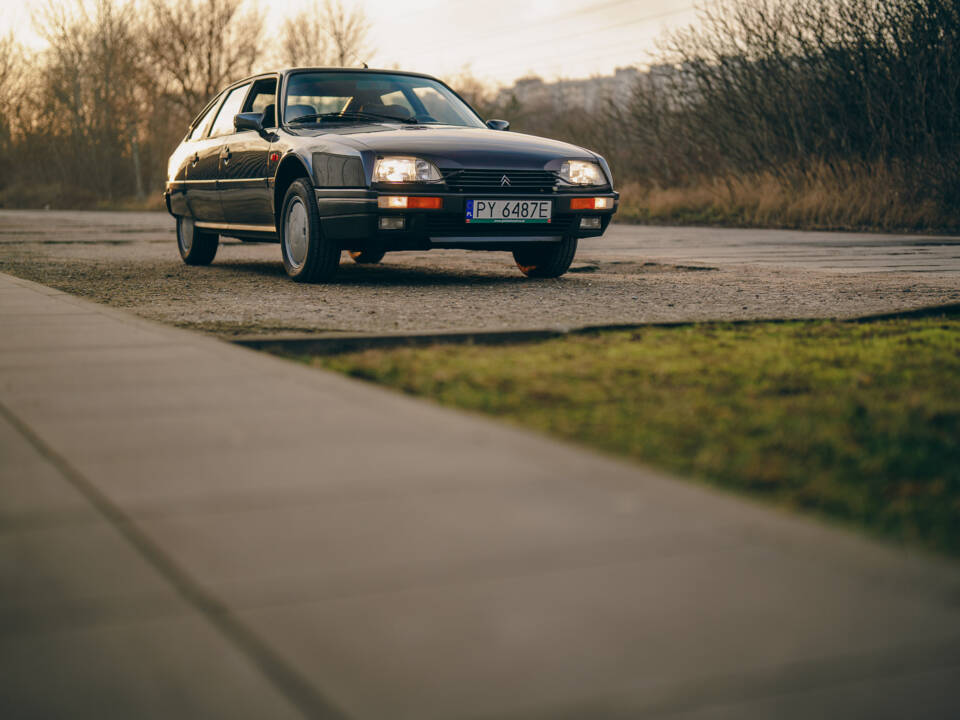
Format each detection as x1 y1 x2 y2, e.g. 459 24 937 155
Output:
192 82 251 223
181 93 223 221
218 76 277 226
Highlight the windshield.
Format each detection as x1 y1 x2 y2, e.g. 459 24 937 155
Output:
284 71 485 128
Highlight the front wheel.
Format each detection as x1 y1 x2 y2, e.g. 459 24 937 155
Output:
280 179 340 282
513 237 578 278
176 216 218 265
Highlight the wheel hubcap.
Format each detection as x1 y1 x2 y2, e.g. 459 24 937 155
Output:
284 198 308 269
178 217 194 252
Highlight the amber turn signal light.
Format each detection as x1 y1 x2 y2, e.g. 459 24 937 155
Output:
570 197 613 210
377 196 443 209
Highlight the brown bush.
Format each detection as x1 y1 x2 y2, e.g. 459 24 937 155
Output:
454 0 960 232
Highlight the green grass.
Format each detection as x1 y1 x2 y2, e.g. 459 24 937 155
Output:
307 317 960 555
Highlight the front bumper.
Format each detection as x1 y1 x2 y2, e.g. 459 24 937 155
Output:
315 188 619 251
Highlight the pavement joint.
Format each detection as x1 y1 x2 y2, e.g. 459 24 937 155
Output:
0 399 349 720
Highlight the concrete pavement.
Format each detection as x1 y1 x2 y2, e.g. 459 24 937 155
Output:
2 270 960 719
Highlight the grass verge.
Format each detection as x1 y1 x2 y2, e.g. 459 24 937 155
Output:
302 317 960 555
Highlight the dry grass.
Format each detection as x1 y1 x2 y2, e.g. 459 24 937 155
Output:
617 163 959 232
0 184 165 212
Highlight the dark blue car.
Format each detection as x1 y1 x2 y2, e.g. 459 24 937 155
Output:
165 68 619 282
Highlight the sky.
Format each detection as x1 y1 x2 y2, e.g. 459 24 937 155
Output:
0 0 700 86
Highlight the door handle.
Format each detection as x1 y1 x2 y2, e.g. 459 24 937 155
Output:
221 147 232 162
191 152 199 166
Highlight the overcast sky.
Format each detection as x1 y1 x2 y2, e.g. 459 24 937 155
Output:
0 0 699 86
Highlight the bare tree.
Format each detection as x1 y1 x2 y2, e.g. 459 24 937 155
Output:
280 0 370 67
445 68 497 117
280 1 329 66
0 33 26 133
0 33 27 193
619 0 960 205
0 33 25 118
145 0 265 115
324 0 369 66
33 0 144 200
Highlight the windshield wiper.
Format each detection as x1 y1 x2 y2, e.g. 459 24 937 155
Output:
289 111 418 125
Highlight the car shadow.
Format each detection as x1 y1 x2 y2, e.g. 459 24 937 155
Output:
212 259 546 288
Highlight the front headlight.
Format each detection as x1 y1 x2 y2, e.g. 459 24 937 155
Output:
373 156 442 183
559 160 605 186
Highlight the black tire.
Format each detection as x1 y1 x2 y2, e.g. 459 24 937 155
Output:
513 237 578 278
279 178 340 282
176 216 219 265
349 249 386 264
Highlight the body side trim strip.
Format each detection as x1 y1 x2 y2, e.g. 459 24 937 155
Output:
195 221 277 232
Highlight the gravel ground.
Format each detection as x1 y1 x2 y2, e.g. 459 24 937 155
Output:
1 210 957 336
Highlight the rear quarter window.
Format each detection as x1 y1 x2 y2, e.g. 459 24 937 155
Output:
188 98 221 141
208 83 251 137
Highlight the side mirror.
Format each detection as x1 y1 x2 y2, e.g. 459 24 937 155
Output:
234 112 265 134
486 119 510 131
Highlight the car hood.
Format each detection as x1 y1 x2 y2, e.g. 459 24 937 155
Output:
289 124 597 170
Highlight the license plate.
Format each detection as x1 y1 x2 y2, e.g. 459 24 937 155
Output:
466 199 552 223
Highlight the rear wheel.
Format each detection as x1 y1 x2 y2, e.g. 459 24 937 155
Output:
176 216 218 265
513 237 578 278
280 179 340 282
349 249 386 264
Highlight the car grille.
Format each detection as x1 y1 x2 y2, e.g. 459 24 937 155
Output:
442 169 559 194
426 215 575 237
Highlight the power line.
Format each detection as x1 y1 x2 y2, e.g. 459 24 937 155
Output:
378 0 476 24
460 4 696 77
443 37 649 80
428 0 664 54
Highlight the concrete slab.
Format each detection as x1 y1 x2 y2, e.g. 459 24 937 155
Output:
0 519 186 634
0 614 305 720
655 665 960 720
0 319 170 352
237 558 960 719
0 412 92 529
2 270 960 719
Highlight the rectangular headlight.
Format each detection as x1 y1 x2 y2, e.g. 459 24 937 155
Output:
373 156 442 183
560 160 605 186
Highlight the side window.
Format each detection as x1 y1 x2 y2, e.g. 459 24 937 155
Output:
208 83 251 138
188 96 221 141
243 77 278 128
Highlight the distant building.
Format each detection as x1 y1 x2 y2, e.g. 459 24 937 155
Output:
494 65 688 111
496 67 660 110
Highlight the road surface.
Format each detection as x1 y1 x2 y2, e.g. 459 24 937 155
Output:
0 210 957 336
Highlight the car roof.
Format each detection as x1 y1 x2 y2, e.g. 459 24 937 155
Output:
235 67 443 85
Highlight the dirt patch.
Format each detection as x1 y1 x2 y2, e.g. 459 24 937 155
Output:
1 211 956 337
173 320 345 337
